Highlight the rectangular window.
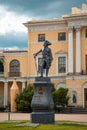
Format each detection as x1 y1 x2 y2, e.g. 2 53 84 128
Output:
85 55 87 74
58 32 66 41
38 34 45 42
85 29 87 38
85 93 87 101
85 89 87 101
58 57 66 73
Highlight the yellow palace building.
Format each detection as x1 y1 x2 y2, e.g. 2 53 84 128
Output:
0 4 87 109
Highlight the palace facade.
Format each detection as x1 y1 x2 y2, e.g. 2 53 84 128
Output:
0 50 28 107
0 4 87 108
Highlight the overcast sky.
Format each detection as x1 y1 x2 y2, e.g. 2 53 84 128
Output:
0 0 87 50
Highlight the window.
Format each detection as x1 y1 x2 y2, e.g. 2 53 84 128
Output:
38 34 45 42
0 61 4 73
58 57 66 73
85 92 87 101
58 32 66 41
85 29 87 38
0 94 2 104
56 52 67 76
10 60 20 72
85 55 87 74
85 89 87 101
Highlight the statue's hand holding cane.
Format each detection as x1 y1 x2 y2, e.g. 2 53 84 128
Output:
33 53 37 58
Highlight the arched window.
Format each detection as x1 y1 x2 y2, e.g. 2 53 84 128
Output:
9 60 20 76
0 61 4 72
10 60 20 73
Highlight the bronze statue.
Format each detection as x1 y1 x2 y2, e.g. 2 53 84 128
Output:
34 40 53 77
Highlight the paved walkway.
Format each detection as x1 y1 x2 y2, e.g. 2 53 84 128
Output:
0 113 87 122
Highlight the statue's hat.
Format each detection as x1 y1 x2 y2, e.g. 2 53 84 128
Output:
44 40 52 46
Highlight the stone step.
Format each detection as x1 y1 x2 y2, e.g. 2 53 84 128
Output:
56 107 87 114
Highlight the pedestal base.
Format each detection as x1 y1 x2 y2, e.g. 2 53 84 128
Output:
31 77 55 124
31 111 54 124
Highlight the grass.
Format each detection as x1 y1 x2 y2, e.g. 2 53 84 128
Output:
0 121 87 130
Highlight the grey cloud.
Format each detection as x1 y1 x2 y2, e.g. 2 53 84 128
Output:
0 0 84 19
0 0 87 19
0 32 27 49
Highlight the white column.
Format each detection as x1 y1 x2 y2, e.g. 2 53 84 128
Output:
4 82 8 106
68 27 74 74
76 26 81 74
22 81 26 91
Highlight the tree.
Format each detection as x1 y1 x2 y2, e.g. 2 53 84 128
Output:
51 83 56 92
15 84 34 112
52 87 69 108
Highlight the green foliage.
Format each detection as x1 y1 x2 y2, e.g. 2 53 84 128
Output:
0 106 5 112
15 82 69 112
15 84 34 112
52 87 69 108
51 83 56 92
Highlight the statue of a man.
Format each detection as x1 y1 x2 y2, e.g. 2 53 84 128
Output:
34 40 53 77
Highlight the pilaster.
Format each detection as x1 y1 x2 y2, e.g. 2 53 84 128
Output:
68 26 74 74
4 81 8 107
75 26 81 74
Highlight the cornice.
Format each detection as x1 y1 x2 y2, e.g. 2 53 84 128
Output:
0 77 27 82
55 50 68 55
63 13 87 27
24 18 65 26
63 13 87 20
4 52 28 56
29 23 67 32
24 13 87 32
24 19 68 32
66 75 87 80
30 40 68 44
68 18 87 27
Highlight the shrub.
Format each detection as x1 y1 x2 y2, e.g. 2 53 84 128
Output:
52 87 69 108
15 84 34 112
0 106 5 112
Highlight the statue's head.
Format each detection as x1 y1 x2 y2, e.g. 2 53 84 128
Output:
43 40 52 47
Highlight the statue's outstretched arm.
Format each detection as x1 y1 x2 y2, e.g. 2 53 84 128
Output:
33 49 42 58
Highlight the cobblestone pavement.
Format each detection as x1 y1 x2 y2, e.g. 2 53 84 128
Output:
0 113 87 122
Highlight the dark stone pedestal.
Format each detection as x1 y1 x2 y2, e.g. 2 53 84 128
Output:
31 77 55 124
31 111 54 124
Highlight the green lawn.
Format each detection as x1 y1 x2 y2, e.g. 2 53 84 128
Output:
0 121 87 130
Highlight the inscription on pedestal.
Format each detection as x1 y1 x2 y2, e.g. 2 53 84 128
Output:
33 95 47 102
